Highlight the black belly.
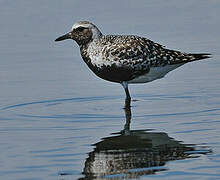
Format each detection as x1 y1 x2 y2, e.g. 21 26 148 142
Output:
88 63 135 83
81 53 148 83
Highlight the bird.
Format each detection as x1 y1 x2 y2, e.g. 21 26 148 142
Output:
55 21 211 108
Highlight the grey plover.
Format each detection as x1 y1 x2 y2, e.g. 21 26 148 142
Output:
55 21 211 108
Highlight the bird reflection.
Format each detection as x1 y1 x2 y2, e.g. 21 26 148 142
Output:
78 107 210 180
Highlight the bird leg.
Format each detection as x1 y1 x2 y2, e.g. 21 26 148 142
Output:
123 105 131 135
121 82 131 109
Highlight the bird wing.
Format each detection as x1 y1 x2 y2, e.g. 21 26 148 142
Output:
101 35 169 78
102 35 209 69
98 35 211 82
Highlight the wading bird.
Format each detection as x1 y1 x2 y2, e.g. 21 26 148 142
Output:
55 21 210 108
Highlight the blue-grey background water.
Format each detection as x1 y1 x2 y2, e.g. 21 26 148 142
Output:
0 0 220 179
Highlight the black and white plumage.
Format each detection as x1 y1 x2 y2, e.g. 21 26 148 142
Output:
55 21 211 108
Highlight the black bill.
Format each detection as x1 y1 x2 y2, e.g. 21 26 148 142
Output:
55 32 71 41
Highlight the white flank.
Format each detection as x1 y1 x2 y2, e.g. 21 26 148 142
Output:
128 64 184 84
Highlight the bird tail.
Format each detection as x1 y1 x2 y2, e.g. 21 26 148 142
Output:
169 52 212 65
188 53 212 61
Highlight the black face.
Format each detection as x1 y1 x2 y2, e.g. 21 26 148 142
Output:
55 26 93 46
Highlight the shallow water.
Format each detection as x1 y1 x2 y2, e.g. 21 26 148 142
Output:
0 0 220 180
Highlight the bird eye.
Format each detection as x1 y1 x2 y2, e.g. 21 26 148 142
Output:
76 27 85 32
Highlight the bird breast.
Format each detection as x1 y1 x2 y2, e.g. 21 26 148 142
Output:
87 41 121 68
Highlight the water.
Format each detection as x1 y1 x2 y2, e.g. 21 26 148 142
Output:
0 0 220 179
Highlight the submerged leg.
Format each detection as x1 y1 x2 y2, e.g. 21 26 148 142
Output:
121 82 131 109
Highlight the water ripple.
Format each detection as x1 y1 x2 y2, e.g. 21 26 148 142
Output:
1 96 119 111
135 108 220 118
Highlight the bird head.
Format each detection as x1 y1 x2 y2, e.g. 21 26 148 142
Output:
55 21 102 46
